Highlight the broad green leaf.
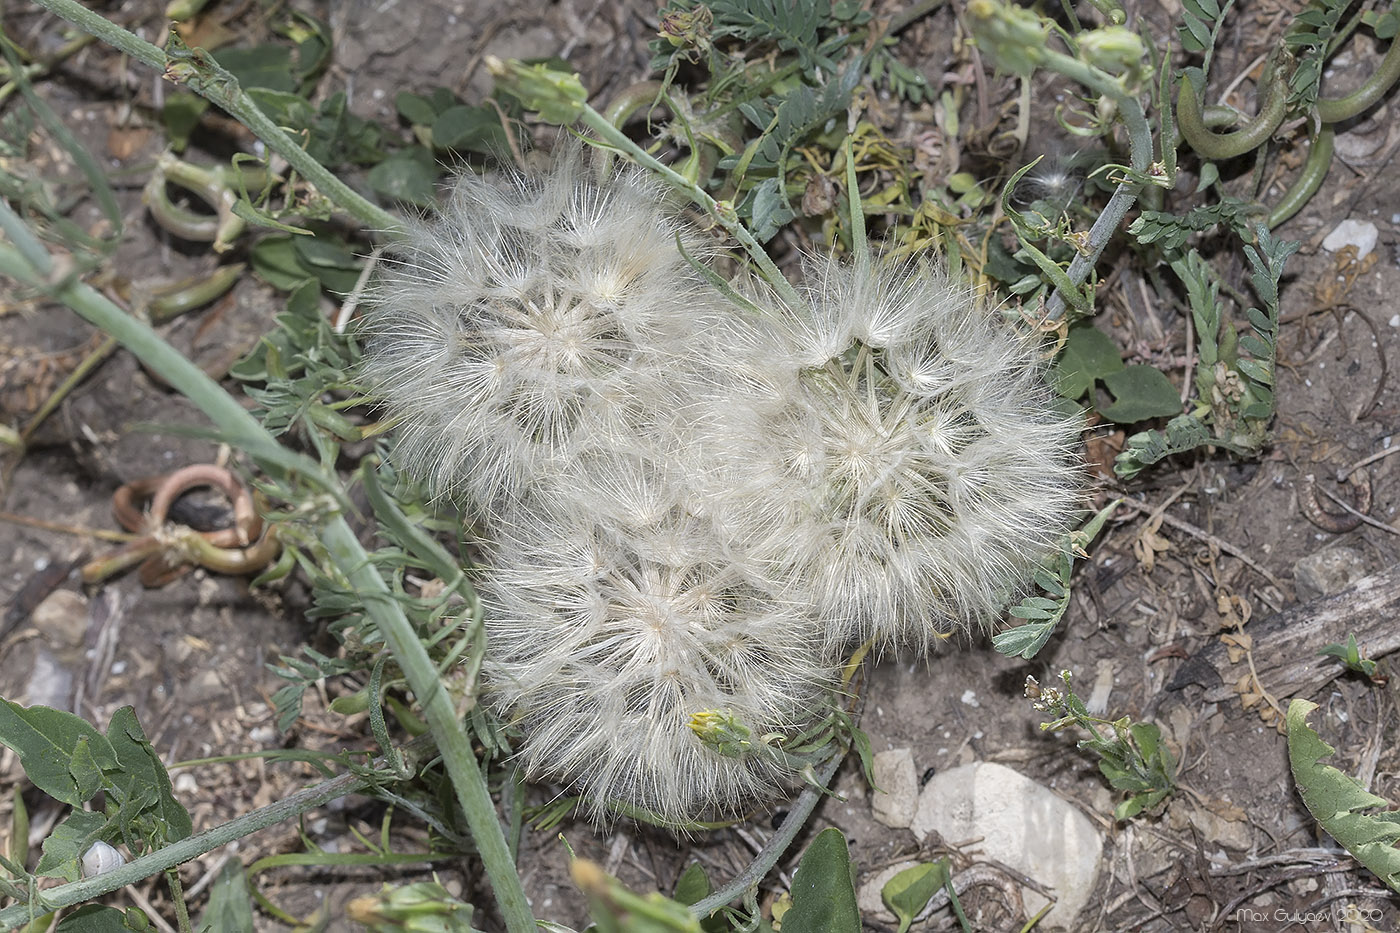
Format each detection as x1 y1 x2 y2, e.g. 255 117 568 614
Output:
69 736 107 803
160 92 209 152
250 236 317 292
196 858 255 933
54 904 141 932
35 809 107 881
106 707 193 842
1287 700 1400 893
432 105 508 155
1099 366 1182 423
782 828 860 933
1053 324 1123 398
213 45 297 93
673 862 727 933
673 862 709 905
396 91 441 125
0 701 117 806
368 151 438 208
881 860 949 933
292 234 363 293
244 88 316 130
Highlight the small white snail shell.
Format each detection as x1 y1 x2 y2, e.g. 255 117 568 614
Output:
81 841 126 878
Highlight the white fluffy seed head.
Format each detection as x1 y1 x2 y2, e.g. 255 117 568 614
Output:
697 253 1084 650
358 145 721 509
478 456 833 824
360 146 1083 823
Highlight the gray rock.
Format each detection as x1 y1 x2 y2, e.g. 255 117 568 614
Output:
1293 546 1369 601
911 762 1104 929
871 748 918 829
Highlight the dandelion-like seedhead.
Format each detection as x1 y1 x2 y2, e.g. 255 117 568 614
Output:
358 147 722 509
359 147 1083 821
696 255 1083 649
478 463 831 823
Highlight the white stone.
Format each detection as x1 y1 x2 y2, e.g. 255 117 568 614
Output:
856 860 921 923
870 748 919 829
910 762 1104 928
1321 219 1379 259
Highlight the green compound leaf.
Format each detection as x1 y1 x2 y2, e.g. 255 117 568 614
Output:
881 860 949 933
1098 365 1182 424
0 700 118 807
1287 699 1400 893
783 828 860 933
996 500 1118 659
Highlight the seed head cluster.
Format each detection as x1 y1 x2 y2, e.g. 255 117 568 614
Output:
360 148 1082 823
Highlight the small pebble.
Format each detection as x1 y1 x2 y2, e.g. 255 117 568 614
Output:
1321 219 1379 259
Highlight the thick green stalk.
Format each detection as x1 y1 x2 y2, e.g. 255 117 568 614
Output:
1315 35 1400 123
1267 127 1334 228
320 517 536 932
30 0 402 238
1176 65 1287 160
1036 48 1154 321
0 235 537 932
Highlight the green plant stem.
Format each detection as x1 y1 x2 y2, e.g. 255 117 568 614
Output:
1316 35 1400 123
1037 48 1153 321
0 766 370 928
165 868 192 933
30 0 403 238
319 518 535 933
0 229 536 933
574 102 805 310
689 747 845 919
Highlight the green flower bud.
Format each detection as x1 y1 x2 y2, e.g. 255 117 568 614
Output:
1078 26 1148 77
346 882 477 933
966 0 1050 75
688 709 754 758
485 57 588 124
